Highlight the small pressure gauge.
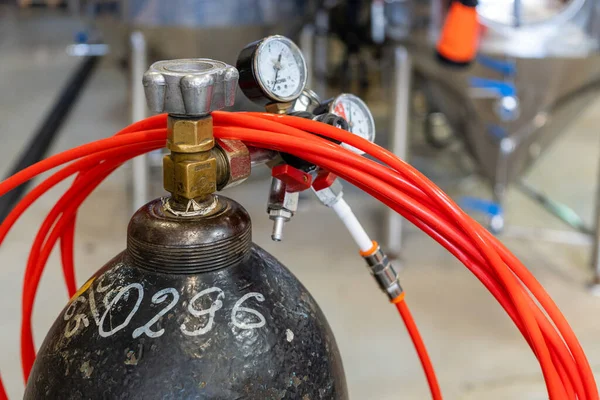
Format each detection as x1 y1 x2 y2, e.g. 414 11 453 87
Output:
237 35 308 105
329 94 376 154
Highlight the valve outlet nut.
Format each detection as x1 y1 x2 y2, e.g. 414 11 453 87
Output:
167 117 214 153
215 139 251 190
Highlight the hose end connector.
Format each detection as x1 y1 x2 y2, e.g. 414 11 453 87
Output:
362 243 404 301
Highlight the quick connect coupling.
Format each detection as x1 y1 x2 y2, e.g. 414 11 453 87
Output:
361 242 404 302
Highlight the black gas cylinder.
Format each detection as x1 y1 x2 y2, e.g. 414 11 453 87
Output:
25 196 348 399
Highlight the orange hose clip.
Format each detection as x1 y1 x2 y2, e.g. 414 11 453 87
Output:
359 240 379 257
391 292 406 304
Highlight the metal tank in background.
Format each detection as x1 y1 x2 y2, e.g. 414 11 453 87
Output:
407 0 600 215
376 0 600 288
121 0 309 65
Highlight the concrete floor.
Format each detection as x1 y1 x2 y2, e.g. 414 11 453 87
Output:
2 6 600 400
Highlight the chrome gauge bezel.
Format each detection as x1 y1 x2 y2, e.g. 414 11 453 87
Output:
329 93 376 154
252 35 308 103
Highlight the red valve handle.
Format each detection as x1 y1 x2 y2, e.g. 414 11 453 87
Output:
312 169 338 191
272 164 313 193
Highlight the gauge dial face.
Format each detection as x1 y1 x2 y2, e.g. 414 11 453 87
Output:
330 94 376 154
254 36 307 103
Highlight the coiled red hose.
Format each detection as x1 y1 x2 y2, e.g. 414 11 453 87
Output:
0 112 596 400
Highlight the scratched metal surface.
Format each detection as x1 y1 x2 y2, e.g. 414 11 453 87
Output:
25 243 347 399
25 196 347 399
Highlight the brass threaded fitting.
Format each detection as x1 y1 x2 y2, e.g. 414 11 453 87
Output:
163 115 217 201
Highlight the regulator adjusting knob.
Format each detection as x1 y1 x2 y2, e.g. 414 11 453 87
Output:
143 58 239 116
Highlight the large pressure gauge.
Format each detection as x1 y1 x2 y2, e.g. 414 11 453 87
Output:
329 94 376 154
237 35 308 105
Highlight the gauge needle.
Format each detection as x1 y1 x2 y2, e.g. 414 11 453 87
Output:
272 52 283 91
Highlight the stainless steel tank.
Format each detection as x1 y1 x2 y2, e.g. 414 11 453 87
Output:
121 0 307 65
405 0 600 205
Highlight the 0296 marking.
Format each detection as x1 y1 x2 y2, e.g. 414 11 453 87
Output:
63 275 267 340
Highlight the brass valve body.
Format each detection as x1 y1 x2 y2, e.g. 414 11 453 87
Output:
265 102 293 114
163 115 218 201
163 115 251 203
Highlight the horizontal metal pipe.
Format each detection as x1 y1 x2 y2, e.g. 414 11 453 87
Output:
248 146 278 167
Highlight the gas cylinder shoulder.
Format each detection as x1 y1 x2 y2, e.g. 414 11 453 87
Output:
25 196 348 400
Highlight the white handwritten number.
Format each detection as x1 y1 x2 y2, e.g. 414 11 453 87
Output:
99 283 144 338
231 292 266 330
180 287 224 336
64 296 90 338
95 273 114 293
96 271 122 311
132 288 180 339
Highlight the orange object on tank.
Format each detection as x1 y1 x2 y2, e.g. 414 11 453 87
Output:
436 1 480 66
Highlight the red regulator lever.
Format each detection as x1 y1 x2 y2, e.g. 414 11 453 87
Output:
312 169 338 191
271 164 312 193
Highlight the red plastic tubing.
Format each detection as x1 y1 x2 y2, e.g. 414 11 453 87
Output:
0 112 595 400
